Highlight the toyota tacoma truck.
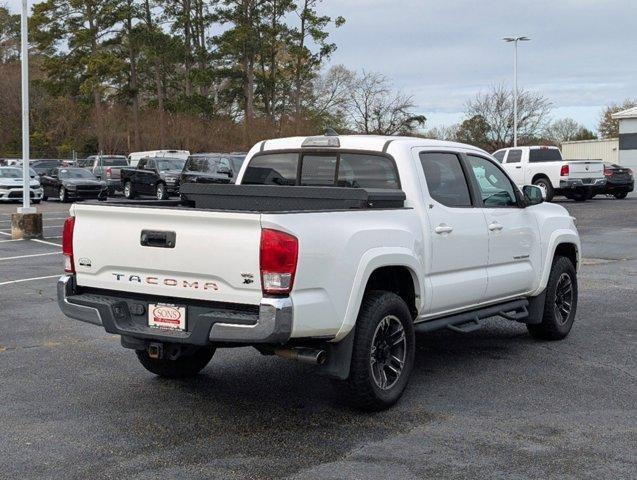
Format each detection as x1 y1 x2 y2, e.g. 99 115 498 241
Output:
58 135 580 410
492 145 605 201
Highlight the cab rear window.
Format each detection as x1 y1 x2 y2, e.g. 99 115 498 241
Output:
242 152 400 189
529 148 562 162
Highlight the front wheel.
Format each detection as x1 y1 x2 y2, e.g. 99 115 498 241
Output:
123 181 135 199
527 256 578 340
156 182 169 200
136 346 216 378
614 192 628 199
340 291 415 411
59 187 68 203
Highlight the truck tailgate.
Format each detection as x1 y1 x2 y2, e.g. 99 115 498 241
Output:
567 161 603 179
71 203 263 304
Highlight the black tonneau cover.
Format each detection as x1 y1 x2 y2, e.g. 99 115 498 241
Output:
179 184 405 211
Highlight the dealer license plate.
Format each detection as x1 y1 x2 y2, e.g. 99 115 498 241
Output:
148 303 186 331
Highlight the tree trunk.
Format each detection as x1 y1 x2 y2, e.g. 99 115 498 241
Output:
293 0 308 118
144 0 165 147
126 0 140 151
183 0 192 96
86 5 103 151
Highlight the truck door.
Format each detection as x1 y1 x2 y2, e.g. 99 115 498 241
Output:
416 150 489 315
502 149 525 186
464 154 541 300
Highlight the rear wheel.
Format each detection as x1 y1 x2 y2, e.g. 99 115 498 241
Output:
527 256 577 340
614 192 628 199
156 182 169 200
340 291 415 411
123 181 135 199
136 346 216 378
533 177 554 202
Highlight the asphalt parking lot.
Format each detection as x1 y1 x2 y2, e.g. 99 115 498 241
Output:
0 195 635 479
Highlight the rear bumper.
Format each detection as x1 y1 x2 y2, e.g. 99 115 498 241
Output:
57 275 292 344
559 178 606 189
593 180 633 193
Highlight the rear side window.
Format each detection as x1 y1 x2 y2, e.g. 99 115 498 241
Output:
243 153 299 185
529 148 562 162
506 149 522 163
419 152 472 207
493 151 505 162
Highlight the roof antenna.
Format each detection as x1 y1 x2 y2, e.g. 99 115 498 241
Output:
324 128 339 137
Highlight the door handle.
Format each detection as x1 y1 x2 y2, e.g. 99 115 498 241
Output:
488 222 503 231
515 166 522 169
435 224 454 234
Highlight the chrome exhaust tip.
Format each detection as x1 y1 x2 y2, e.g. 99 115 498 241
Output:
274 347 327 365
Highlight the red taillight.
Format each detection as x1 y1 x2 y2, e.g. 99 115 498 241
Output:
604 167 613 177
627 169 633 176
560 164 569 176
62 217 75 273
106 167 112 178
260 228 298 295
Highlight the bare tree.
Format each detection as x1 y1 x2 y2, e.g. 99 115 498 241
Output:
464 84 551 150
348 71 425 135
545 118 596 144
423 124 458 141
310 64 356 129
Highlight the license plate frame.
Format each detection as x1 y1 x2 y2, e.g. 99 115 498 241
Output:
148 303 187 331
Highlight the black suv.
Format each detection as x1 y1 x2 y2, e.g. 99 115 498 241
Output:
179 153 246 189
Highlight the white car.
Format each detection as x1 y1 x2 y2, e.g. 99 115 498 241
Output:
0 167 43 202
493 145 605 201
58 135 580 410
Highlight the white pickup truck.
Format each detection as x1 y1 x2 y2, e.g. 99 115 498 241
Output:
58 135 581 410
493 145 605 202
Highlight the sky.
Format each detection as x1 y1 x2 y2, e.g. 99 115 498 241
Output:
5 0 636 132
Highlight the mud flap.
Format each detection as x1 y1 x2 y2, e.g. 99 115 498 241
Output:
309 329 356 380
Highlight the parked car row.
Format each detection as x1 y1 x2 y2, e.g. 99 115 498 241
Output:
0 151 247 203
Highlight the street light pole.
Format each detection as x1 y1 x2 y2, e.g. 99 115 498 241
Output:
503 36 530 148
19 0 34 214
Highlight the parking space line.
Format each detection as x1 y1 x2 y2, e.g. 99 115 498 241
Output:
0 238 23 243
0 217 68 224
31 239 62 247
0 231 10 236
0 252 60 261
0 275 59 286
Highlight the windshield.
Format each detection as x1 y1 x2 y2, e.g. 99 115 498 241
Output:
156 159 186 171
0 168 23 178
59 168 97 180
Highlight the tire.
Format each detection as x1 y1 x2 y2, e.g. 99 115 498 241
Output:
527 256 578 341
42 195 48 201
533 177 554 202
136 346 216 379
341 291 415 411
614 192 628 199
156 182 169 200
32 199 41 204
59 187 68 203
123 181 135 199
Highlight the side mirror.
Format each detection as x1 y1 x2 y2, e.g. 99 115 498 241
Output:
523 185 544 206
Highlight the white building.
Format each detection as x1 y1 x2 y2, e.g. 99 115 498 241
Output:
612 107 637 169
562 138 618 164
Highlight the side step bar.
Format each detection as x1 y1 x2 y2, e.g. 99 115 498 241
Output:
415 299 530 334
